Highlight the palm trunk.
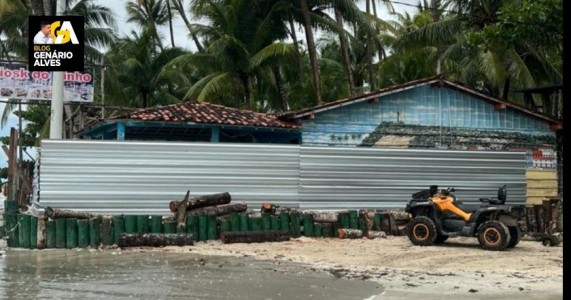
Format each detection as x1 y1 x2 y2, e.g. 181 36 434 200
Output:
502 77 511 100
335 8 355 96
172 0 203 52
42 0 52 15
272 66 288 112
300 0 323 105
288 13 303 81
365 1 375 92
239 74 251 109
166 0 175 47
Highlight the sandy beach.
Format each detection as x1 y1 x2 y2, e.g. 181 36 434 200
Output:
127 235 563 299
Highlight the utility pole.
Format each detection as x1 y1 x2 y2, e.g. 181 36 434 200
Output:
49 0 65 139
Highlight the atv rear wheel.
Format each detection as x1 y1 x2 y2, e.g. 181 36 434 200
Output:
507 226 520 248
477 221 511 251
406 216 437 246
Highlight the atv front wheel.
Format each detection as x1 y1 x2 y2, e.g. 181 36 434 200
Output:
406 216 437 246
477 221 511 251
507 226 521 248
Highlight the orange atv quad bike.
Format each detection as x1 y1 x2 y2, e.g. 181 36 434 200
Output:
404 185 525 251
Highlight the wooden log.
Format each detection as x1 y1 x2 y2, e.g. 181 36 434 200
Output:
554 199 563 232
188 203 247 217
170 191 231 227
118 233 194 247
37 214 46 249
312 212 338 223
45 207 98 220
366 230 387 239
260 202 301 215
525 206 535 233
338 228 363 239
219 231 290 244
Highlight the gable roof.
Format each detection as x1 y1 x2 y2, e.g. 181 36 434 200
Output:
277 76 562 126
107 101 300 129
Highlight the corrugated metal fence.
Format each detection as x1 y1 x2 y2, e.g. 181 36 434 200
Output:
35 140 527 215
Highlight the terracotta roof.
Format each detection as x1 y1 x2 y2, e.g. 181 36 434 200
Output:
109 101 300 129
277 76 562 126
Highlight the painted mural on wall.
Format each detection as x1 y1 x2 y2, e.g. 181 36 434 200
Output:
300 84 558 169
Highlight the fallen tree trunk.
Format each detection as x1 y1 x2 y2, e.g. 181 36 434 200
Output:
45 207 98 220
219 231 290 244
260 203 301 215
338 228 363 239
117 233 194 247
170 191 232 227
312 212 338 223
188 203 247 217
366 230 387 239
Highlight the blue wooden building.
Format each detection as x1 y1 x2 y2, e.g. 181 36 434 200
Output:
278 77 562 168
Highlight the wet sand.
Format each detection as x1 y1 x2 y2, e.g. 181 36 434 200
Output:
137 236 563 299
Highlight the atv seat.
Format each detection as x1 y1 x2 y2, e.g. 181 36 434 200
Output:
479 185 507 205
455 202 481 213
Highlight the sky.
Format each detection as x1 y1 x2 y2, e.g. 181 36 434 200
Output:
1 0 419 169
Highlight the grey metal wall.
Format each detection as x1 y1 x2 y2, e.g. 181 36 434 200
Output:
299 147 527 210
35 140 527 215
36 140 300 215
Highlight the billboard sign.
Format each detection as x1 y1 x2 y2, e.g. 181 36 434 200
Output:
0 61 94 102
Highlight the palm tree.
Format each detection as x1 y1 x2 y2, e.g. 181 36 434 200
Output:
126 0 167 51
105 30 186 108
167 0 295 110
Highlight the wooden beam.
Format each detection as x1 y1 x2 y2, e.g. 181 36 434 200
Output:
367 98 379 103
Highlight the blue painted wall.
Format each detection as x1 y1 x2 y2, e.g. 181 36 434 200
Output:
301 84 555 147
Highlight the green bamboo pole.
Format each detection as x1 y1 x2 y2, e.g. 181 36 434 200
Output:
339 212 350 228
270 215 280 231
66 218 78 249
46 220 56 248
239 214 250 232
151 216 163 233
249 217 260 231
89 217 101 248
198 214 208 241
137 215 149 233
187 215 198 237
163 220 176 233
289 212 301 237
359 215 368 235
77 219 89 248
18 214 31 248
207 214 217 240
374 213 382 231
332 222 340 238
30 216 38 249
303 214 314 237
55 218 66 248
280 213 290 233
112 215 125 245
261 214 271 231
314 223 323 237
220 218 230 234
124 215 137 233
5 213 19 247
348 210 359 229
229 212 240 231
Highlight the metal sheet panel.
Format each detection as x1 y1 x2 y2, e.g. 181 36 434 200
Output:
36 140 527 214
37 140 300 215
299 147 527 210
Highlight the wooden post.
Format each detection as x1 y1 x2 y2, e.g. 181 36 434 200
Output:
37 214 47 249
